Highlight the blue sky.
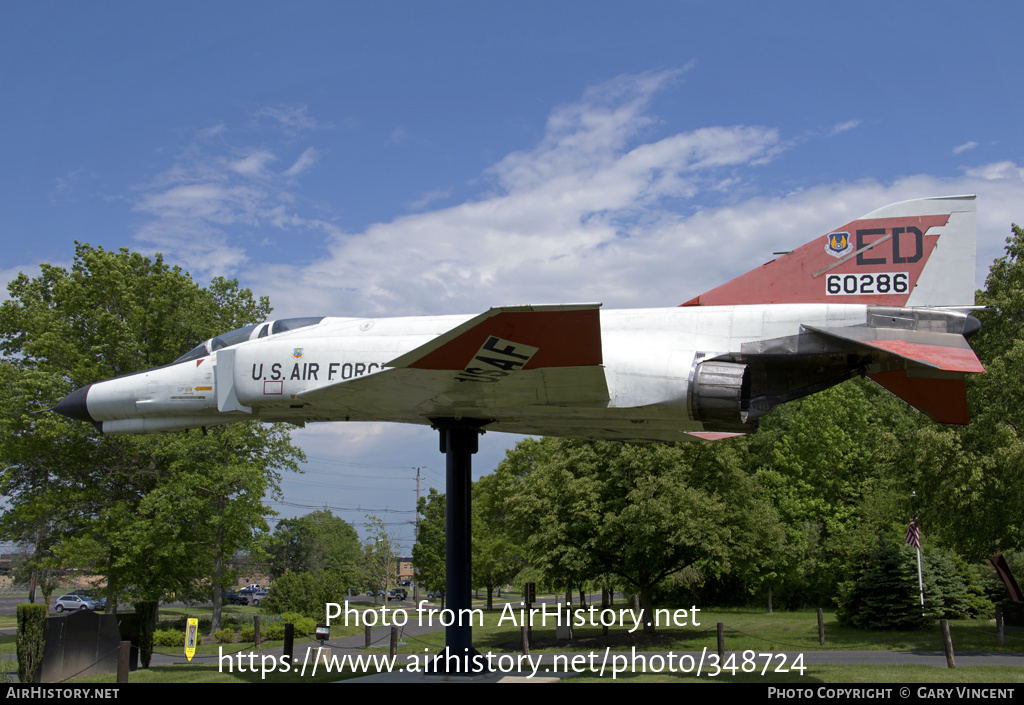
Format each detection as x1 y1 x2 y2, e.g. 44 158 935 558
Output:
3 1 1023 550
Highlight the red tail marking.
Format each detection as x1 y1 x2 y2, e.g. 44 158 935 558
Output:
682 214 950 306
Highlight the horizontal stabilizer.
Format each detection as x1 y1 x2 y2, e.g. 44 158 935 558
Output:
803 325 985 373
867 370 969 425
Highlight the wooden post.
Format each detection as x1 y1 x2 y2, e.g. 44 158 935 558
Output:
117 641 130 683
940 619 955 668
717 622 725 659
521 625 530 655
817 608 825 646
254 615 261 650
284 623 294 663
996 605 1004 647
526 582 534 644
390 626 398 657
364 624 372 648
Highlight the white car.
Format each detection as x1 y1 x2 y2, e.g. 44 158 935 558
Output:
54 594 101 612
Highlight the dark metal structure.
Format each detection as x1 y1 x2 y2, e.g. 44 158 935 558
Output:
432 418 488 674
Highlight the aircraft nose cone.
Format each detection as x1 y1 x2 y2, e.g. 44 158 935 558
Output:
53 384 94 423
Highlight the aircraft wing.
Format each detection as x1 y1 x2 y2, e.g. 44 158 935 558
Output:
296 304 609 418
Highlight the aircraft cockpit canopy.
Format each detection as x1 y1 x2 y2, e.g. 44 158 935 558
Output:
173 317 326 364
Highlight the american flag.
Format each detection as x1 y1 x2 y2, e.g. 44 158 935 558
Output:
906 520 921 550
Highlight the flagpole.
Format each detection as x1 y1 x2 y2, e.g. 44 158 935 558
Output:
908 493 924 616
915 523 924 616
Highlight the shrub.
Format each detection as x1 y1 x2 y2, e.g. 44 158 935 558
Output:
262 570 351 619
263 623 286 641
214 628 235 644
154 630 185 647
16 604 47 683
152 629 204 648
279 612 317 637
134 601 159 668
239 626 256 642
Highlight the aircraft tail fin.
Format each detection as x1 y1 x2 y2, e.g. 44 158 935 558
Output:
682 195 977 308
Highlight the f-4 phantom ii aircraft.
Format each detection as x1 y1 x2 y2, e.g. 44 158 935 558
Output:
55 195 984 439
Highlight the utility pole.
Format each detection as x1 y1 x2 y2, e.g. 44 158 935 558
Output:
413 467 421 603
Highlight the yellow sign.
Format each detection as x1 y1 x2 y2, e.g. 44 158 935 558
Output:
185 618 199 662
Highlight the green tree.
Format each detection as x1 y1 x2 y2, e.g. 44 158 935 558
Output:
911 224 1024 558
472 473 526 610
502 439 599 608
0 244 301 627
413 489 446 600
836 534 930 631
264 509 362 580
362 515 400 603
503 438 786 632
747 379 925 607
260 570 352 620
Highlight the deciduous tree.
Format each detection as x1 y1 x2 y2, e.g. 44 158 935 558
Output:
413 489 446 601
264 509 362 579
0 244 301 629
503 438 786 632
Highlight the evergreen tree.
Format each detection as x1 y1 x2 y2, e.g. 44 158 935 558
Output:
836 535 930 631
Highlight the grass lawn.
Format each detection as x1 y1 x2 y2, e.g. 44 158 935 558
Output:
7 605 1023 684
366 605 1023 655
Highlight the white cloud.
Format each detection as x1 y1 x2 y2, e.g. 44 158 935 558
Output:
406 188 451 211
129 128 335 278
125 73 1024 328
293 72 784 317
953 140 978 155
49 168 91 204
231 150 277 178
829 119 861 135
964 161 1024 181
253 105 325 135
284 147 320 178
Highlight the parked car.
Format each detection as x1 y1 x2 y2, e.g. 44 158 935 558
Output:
67 589 107 609
54 594 102 612
222 590 249 606
387 588 408 601
250 589 269 606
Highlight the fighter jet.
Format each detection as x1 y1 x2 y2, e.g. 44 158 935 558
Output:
55 195 984 439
